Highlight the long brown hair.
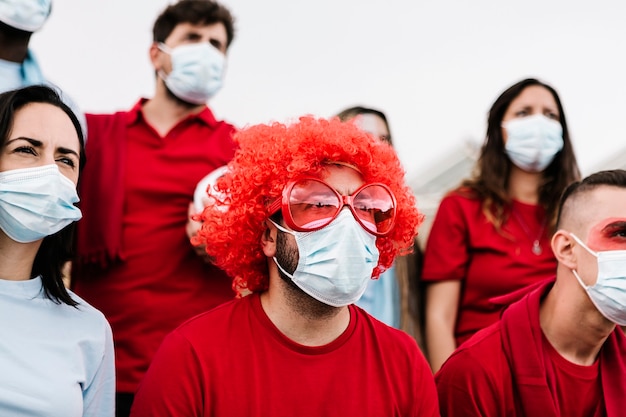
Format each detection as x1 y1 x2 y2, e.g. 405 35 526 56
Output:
461 78 580 231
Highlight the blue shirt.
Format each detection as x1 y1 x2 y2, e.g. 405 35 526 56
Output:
0 277 115 417
356 265 400 328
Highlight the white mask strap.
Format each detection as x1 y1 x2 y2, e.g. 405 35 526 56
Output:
569 233 598 257
268 218 295 236
272 256 295 279
569 232 597 291
571 269 590 290
157 43 172 54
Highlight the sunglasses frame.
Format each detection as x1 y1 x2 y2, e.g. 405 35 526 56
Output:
267 177 397 237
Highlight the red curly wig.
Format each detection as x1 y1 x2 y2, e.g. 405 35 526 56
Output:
195 116 423 297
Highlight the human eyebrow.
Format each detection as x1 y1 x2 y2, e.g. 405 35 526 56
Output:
6 137 43 147
602 221 626 237
209 38 224 52
57 146 80 158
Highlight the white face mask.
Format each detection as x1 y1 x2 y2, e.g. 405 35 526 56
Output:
158 42 226 104
0 0 51 32
271 210 380 307
0 164 82 243
503 114 564 172
570 233 626 326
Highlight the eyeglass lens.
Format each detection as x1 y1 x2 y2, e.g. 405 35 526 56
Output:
288 179 395 234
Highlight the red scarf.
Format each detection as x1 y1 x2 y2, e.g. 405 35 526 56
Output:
75 112 127 267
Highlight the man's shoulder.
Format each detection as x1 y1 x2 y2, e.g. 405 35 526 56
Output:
353 306 423 358
177 296 243 332
85 110 132 138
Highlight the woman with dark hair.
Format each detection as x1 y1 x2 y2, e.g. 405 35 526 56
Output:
0 85 114 416
422 78 581 372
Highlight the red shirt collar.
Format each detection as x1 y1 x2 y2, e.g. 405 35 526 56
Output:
124 98 220 128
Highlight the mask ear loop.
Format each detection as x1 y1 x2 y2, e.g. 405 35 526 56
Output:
569 233 599 257
267 218 295 236
569 232 599 290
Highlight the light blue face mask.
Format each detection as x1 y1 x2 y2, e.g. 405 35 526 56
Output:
0 0 51 32
570 233 626 326
503 114 564 172
158 42 226 104
270 210 380 307
0 164 82 243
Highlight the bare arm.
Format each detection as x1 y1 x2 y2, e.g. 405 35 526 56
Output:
425 280 461 373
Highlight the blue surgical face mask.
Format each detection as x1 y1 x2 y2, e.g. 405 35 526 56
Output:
270 209 380 307
158 42 225 104
503 114 564 172
570 233 626 326
0 0 51 32
0 164 82 243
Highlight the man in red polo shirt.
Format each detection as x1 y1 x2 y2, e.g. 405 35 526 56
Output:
436 169 626 417
71 1 238 416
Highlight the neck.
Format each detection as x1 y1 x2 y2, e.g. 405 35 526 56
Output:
141 80 206 137
508 166 542 204
540 274 614 365
0 234 39 281
260 268 351 346
0 29 31 62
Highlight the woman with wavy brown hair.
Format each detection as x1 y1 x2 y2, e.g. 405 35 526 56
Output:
422 78 580 372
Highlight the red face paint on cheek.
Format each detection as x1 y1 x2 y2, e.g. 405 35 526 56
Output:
587 218 626 251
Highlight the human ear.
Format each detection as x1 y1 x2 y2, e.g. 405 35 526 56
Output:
149 42 164 70
552 230 577 270
261 219 277 257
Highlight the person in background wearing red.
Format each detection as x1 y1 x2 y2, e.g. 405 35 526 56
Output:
422 78 580 372
130 117 439 417
70 1 238 416
436 169 626 417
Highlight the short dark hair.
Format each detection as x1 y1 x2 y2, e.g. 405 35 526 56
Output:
153 0 235 47
0 85 85 306
556 169 626 228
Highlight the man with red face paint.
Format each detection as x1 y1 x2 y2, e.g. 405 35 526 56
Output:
436 169 626 417
130 117 439 417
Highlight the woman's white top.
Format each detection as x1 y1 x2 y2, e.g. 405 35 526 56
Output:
0 276 114 417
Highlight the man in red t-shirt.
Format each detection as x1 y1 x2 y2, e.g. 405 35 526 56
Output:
129 117 439 416
436 169 626 417
71 2 238 416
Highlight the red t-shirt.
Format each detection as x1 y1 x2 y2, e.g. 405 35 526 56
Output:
73 101 237 392
130 294 440 417
435 324 606 417
542 334 604 417
422 192 556 344
435 281 619 417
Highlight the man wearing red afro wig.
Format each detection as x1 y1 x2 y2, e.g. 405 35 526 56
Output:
130 116 440 417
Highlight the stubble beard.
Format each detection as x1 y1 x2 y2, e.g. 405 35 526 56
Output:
164 85 202 109
275 230 340 321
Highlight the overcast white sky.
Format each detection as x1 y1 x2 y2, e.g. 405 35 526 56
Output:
32 0 626 183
